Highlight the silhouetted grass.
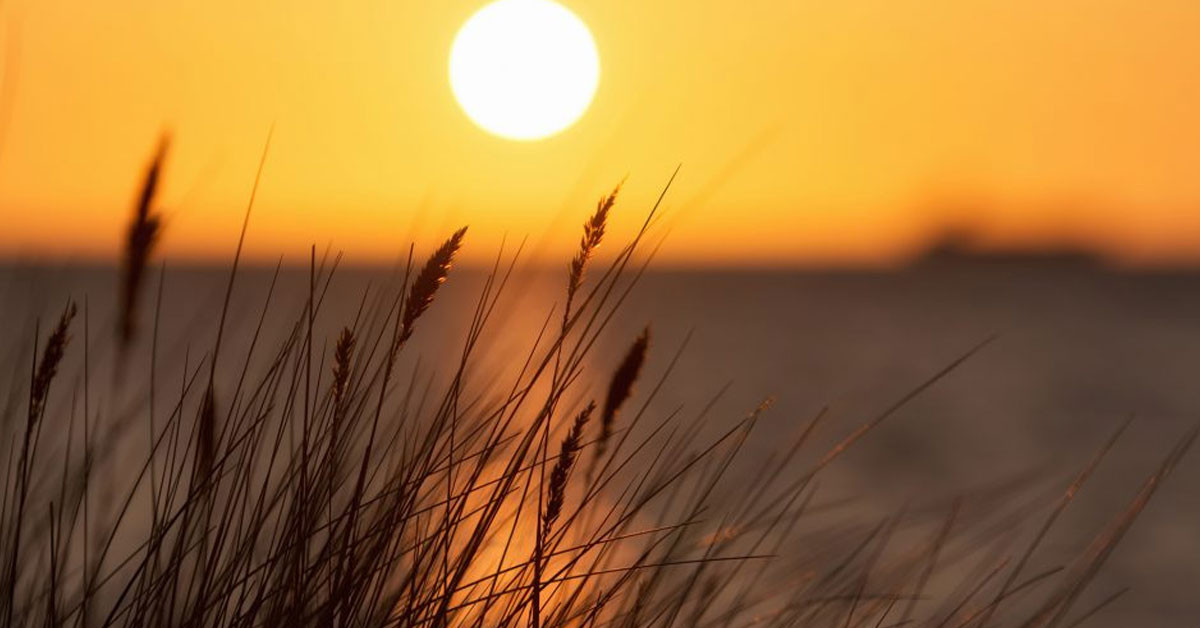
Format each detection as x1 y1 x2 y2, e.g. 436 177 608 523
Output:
0 145 1193 628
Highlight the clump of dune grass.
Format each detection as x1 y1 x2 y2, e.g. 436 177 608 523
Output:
0 143 1194 628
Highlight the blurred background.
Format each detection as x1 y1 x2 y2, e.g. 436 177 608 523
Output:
0 0 1198 267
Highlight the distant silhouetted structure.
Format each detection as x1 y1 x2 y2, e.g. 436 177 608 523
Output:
912 229 1107 270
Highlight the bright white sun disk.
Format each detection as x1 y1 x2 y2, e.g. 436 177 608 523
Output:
450 0 599 141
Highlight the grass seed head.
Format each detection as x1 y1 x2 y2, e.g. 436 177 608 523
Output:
118 136 168 350
544 401 595 538
401 227 467 344
29 301 77 430
566 185 620 309
597 327 650 459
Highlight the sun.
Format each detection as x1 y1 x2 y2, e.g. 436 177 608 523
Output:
449 0 599 141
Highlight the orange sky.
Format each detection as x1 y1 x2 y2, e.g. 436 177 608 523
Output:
1 0 1199 267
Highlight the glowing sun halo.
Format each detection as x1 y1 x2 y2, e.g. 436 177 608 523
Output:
449 0 599 141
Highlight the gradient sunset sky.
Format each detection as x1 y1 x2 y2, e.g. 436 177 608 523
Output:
1 0 1198 266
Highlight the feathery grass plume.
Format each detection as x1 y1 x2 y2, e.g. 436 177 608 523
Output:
400 226 467 345
532 402 594 628
328 326 355 486
543 401 595 540
28 302 77 430
332 326 356 406
196 383 216 479
596 327 650 462
8 301 75 627
564 185 620 323
118 135 167 352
